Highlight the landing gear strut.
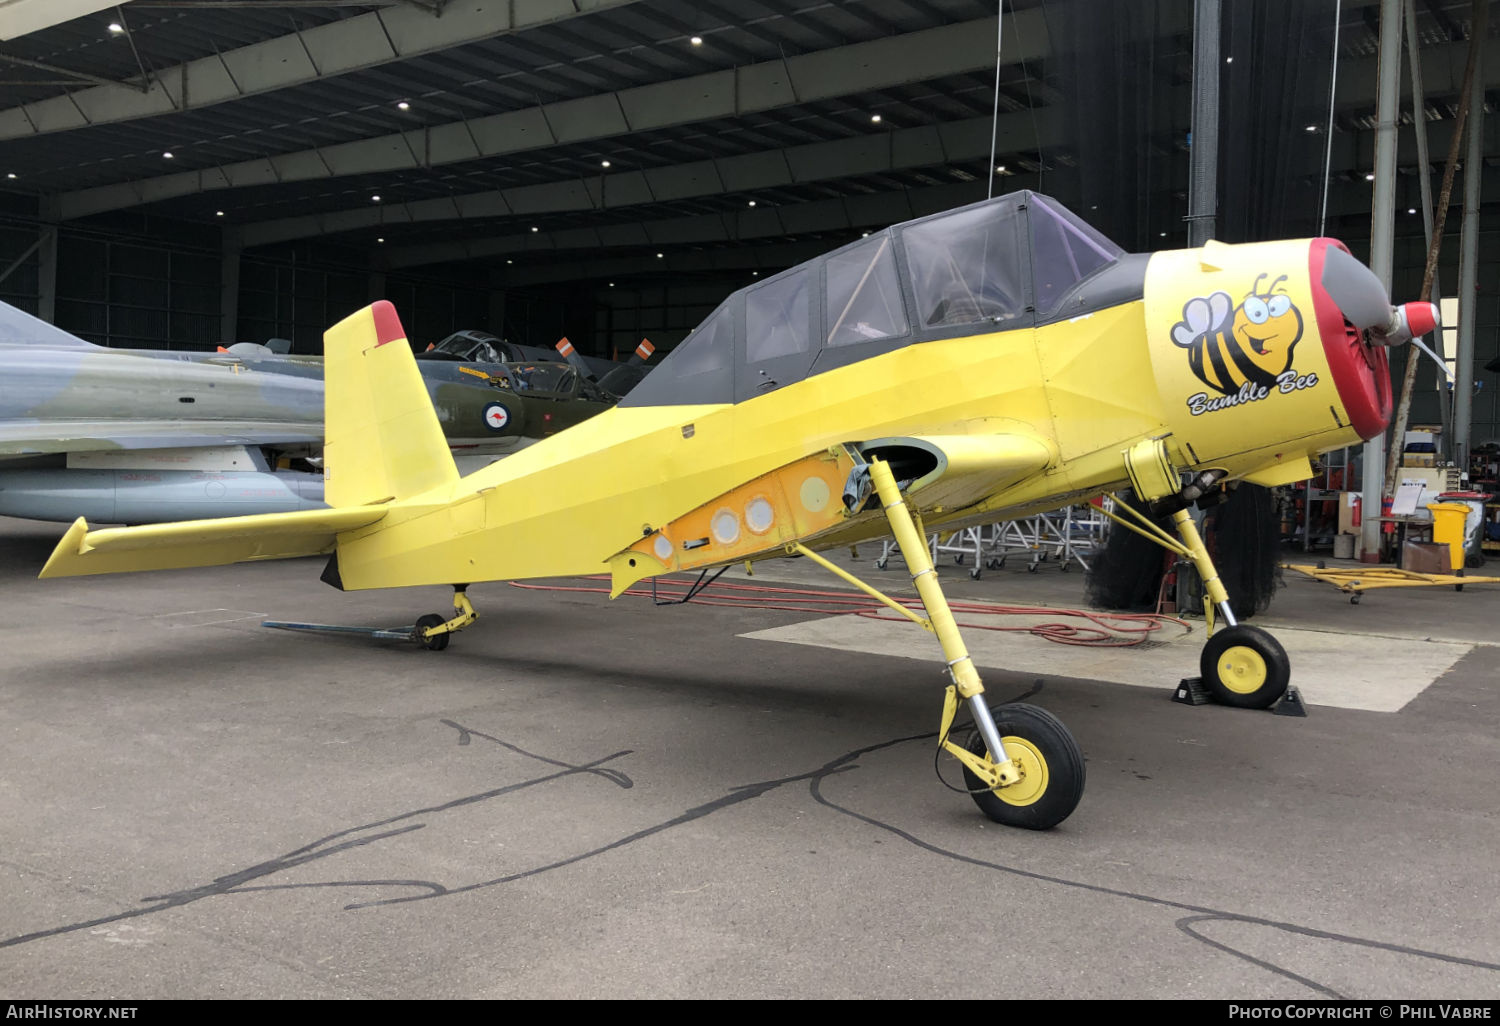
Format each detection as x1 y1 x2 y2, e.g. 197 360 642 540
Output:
793 457 1086 829
1101 440 1292 710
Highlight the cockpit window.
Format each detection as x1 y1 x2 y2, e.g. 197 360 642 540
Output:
430 331 502 363
745 269 810 362
616 301 735 407
1028 195 1124 316
904 202 1027 329
502 363 574 395
825 235 908 347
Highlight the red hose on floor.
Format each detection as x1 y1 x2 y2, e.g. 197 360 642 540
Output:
507 576 1188 647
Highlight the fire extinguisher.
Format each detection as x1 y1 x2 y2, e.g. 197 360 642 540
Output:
1352 495 1362 528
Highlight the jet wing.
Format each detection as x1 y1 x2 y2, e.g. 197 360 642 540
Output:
39 505 388 578
0 420 323 458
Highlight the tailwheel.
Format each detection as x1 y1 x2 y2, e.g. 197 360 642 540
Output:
1200 624 1290 709
415 613 450 651
961 703 1085 830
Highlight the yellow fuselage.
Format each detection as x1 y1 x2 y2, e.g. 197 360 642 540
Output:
335 242 1364 592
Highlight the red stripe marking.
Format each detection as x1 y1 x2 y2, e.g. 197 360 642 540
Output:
555 338 575 355
370 300 407 347
636 340 655 358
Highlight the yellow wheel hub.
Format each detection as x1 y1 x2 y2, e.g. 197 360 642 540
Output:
988 736 1049 807
1218 644 1268 695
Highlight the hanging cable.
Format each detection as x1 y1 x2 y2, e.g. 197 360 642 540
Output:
1318 0 1342 236
509 576 1189 648
987 0 1006 199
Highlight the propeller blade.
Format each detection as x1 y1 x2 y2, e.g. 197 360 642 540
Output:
1320 245 1393 330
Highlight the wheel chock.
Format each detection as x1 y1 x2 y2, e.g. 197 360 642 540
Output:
1273 686 1308 717
1173 676 1214 706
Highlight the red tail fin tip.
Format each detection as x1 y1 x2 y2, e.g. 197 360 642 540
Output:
370 300 407 347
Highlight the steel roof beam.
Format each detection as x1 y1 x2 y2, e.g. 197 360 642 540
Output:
0 0 642 141
51 10 1053 221
384 178 1014 270
240 109 1066 247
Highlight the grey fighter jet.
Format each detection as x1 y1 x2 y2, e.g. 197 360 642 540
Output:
0 301 638 524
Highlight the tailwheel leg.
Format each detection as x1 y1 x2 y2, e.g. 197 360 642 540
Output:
415 586 478 652
866 458 1084 829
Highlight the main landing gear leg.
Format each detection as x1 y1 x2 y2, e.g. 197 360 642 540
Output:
867 458 1085 829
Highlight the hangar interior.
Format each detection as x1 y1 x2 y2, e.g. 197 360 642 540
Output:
6 2 1500 1002
0 0 1496 448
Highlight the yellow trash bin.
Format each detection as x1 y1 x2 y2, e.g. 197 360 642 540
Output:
1426 502 1470 573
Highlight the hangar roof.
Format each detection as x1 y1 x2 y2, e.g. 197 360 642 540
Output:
0 0 1493 289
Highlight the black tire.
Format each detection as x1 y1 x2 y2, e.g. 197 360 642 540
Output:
961 703 1085 830
1200 624 1290 709
875 558 888 571
415 613 450 651
969 567 982 580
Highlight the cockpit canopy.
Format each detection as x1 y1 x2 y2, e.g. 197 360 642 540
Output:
621 191 1132 408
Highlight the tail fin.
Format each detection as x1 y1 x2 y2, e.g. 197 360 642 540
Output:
324 301 457 506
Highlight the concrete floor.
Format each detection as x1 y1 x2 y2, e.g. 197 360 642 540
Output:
1 514 1497 999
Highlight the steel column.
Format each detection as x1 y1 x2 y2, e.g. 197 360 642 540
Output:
1361 0 1402 562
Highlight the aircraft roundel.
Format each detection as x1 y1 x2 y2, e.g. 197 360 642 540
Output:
483 402 511 432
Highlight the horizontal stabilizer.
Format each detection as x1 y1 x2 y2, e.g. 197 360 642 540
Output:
39 506 387 578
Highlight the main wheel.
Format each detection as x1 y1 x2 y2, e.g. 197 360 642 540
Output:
415 613 450 651
1199 624 1289 709
961 703 1085 830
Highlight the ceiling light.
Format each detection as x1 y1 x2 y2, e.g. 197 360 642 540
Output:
162 151 174 159
601 160 611 168
995 165 1006 173
1160 232 1167 237
531 226 539 232
506 259 513 264
215 210 224 216
609 282 615 287
377 237 385 243
108 23 123 34
656 252 663 258
747 200 757 207
1305 124 1318 132
690 35 703 45
861 232 870 237
1226 56 1234 63
870 114 882 123
1365 172 1376 181
397 101 410 111
371 194 381 202
1409 207 1418 214
5 173 15 180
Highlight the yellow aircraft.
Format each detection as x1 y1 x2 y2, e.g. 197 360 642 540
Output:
39 192 1437 831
